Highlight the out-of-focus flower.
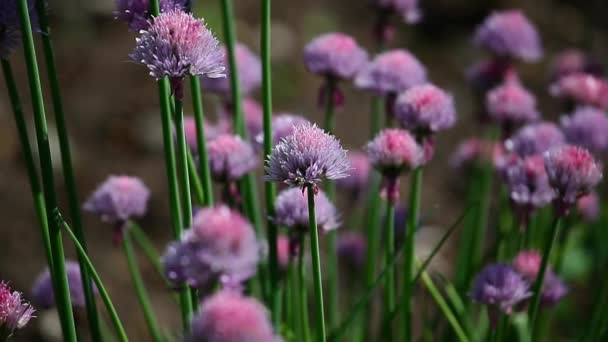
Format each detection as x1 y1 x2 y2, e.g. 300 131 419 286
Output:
162 206 260 288
265 123 350 189
0 282 34 338
303 33 368 81
373 0 421 24
550 73 608 110
336 151 371 198
355 49 427 96
217 98 264 140
469 264 531 315
367 128 423 178
541 271 568 306
254 113 310 149
189 291 280 342
182 116 218 153
394 83 456 137
560 106 608 154
466 59 514 94
512 250 541 280
473 9 542 62
202 43 261 99
337 232 367 269
577 191 600 222
32 261 96 309
449 138 495 171
511 250 568 306
549 49 603 82
83 175 150 225
505 122 564 157
274 187 339 232
207 134 257 182
276 236 291 271
486 78 539 129
115 0 186 32
0 0 38 58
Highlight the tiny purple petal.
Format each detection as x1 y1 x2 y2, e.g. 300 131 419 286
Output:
560 106 608 154
303 33 368 80
355 49 427 95
274 187 339 232
83 175 150 225
394 83 457 135
207 134 258 182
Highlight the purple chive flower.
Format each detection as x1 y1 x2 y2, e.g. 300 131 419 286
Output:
217 98 264 139
336 151 371 198
265 123 350 189
466 58 513 94
367 128 424 178
207 134 257 182
202 43 261 98
0 282 34 338
394 83 457 136
373 0 422 24
469 264 531 315
337 232 367 269
32 261 96 309
549 49 603 81
550 73 608 110
183 116 218 153
0 0 38 58
189 291 280 342
577 191 600 222
560 106 608 154
544 145 602 210
541 271 568 306
255 113 311 149
83 175 150 226
303 33 368 80
473 10 542 62
355 49 427 96
505 122 565 157
511 250 568 306
115 0 186 32
486 78 540 129
512 250 541 280
162 206 260 288
274 187 339 232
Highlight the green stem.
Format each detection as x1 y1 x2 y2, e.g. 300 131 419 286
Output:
16 2 77 340
385 199 396 323
454 175 480 292
298 241 312 342
585 276 608 341
187 151 204 206
308 184 327 342
123 225 162 342
189 76 214 206
174 96 193 228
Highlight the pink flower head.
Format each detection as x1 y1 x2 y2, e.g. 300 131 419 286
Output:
355 49 427 96
394 83 456 136
265 123 350 189
512 250 541 280
560 106 608 154
255 113 311 149
550 73 608 110
274 187 339 232
486 78 539 128
162 206 260 288
303 33 368 80
367 128 424 177
83 175 150 225
503 155 555 214
202 43 261 98
31 261 97 309
189 291 280 342
544 145 602 209
374 0 422 24
549 49 603 81
0 282 34 337
115 0 187 31
207 134 257 182
473 10 542 62
466 58 513 94
505 122 565 157
577 191 600 222
336 151 371 196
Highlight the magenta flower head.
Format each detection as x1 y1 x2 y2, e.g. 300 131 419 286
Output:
303 33 368 81
337 232 367 270
560 106 608 154
255 113 310 149
549 49 603 82
505 122 565 157
0 282 34 338
394 83 457 137
162 206 260 288
544 145 602 212
130 10 225 97
0 0 38 58
469 264 531 316
274 187 339 232
115 0 186 31
550 73 608 110
577 191 600 222
367 129 424 178
512 250 541 280
189 291 280 342
511 250 568 306
473 10 542 62
265 123 350 190
207 134 257 182
336 151 371 198
466 58 513 94
486 78 539 131
202 43 261 98
355 49 427 96
31 261 96 309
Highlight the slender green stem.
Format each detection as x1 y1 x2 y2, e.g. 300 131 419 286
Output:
585 275 608 341
123 224 162 342
385 199 396 324
16 2 77 340
454 175 480 292
174 96 193 228
189 76 214 206
59 216 128 342
528 215 562 335
187 151 204 205
307 184 327 342
298 241 312 342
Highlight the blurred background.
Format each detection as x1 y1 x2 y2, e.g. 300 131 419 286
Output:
1 0 606 340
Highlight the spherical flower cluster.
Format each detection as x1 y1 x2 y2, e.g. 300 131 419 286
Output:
373 0 422 24
511 250 568 306
394 84 457 136
0 282 35 338
337 232 367 269
83 175 150 225
543 145 602 208
265 123 350 189
0 0 37 58
486 79 539 127
217 98 264 139
549 49 603 81
465 59 513 94
255 113 310 149
31 261 95 309
469 264 531 314
503 155 555 216
366 129 424 178
162 206 260 288
303 33 368 80
560 106 608 154
511 250 541 280
189 291 280 342
550 73 608 110
115 0 186 32
473 10 542 62
505 122 564 157
202 43 261 98
577 191 600 222
274 187 339 232
207 134 257 182
355 50 427 96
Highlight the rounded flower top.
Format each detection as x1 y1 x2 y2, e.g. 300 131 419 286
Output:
115 0 186 32
486 78 539 127
0 281 35 336
336 151 371 196
265 123 350 189
303 33 368 80
550 73 608 110
503 155 555 210
549 49 603 82
255 113 310 149
367 129 424 177
394 83 457 135
505 122 564 157
544 145 602 207
130 10 225 82
207 134 258 182
512 250 541 280
83 175 150 225
162 206 260 288
560 106 608 154
337 232 367 269
469 264 531 314
373 0 422 24
189 291 280 342
473 9 542 62
202 43 261 98
355 49 427 95
32 261 96 309
274 187 339 232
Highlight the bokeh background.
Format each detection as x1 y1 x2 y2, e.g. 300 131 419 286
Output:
1 0 606 340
